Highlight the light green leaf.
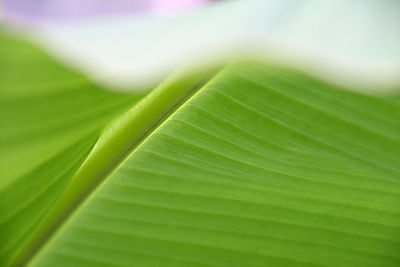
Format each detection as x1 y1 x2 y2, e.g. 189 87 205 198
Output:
0 32 145 266
17 63 400 266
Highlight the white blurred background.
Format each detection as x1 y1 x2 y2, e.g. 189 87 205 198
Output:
2 0 400 93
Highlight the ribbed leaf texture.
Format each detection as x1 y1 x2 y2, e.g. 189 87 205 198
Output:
1 33 400 267
32 64 400 266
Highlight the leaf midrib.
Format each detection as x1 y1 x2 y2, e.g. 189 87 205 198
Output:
14 69 217 266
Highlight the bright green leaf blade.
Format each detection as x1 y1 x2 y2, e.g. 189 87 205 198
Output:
30 63 400 266
0 32 145 266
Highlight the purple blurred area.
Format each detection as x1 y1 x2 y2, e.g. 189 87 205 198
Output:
2 0 211 22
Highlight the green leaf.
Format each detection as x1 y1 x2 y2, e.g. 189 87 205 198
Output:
0 32 145 266
16 62 400 266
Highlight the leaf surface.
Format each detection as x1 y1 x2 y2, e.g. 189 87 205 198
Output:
26 63 400 266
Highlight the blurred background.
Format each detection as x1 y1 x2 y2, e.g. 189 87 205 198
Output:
2 0 212 21
1 0 400 93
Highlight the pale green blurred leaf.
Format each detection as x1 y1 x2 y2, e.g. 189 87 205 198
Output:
0 32 144 266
